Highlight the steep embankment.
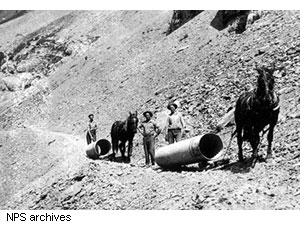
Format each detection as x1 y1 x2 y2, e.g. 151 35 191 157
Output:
0 11 299 209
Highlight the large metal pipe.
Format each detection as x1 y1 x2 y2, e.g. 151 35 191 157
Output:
155 133 223 167
86 139 111 159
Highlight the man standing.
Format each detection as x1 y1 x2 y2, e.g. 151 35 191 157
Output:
86 114 97 145
166 102 185 144
139 111 161 166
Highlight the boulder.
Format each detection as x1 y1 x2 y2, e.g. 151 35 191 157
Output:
0 78 8 91
16 58 40 73
0 51 5 66
2 76 23 91
167 10 203 34
1 72 39 91
211 10 250 33
18 72 38 89
246 10 263 27
1 61 16 74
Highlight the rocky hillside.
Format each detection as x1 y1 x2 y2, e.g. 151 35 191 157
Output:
0 10 299 210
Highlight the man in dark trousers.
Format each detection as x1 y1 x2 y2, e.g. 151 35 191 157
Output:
138 111 161 166
86 114 97 145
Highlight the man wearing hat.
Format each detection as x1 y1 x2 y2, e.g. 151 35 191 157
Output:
86 113 98 145
138 111 161 166
166 101 185 144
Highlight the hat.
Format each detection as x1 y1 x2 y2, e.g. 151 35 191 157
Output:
88 114 94 119
167 102 178 110
143 111 153 117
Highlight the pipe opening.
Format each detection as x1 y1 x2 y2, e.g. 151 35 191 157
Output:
199 134 223 159
96 139 111 155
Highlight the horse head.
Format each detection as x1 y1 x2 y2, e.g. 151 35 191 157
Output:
255 66 275 102
127 111 139 133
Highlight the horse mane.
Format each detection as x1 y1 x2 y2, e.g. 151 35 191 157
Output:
123 118 128 132
254 66 278 107
120 112 138 133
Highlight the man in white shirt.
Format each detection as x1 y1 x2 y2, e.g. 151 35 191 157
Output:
86 114 97 145
166 102 185 144
138 111 161 166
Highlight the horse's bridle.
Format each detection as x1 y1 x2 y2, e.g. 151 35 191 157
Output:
126 115 138 133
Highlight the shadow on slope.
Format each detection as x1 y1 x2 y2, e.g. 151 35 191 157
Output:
0 10 28 25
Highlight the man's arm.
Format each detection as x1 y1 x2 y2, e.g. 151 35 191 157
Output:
87 123 94 141
137 124 145 136
167 116 171 125
153 121 161 137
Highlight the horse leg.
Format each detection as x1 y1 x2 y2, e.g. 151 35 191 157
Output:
120 142 126 162
266 124 275 160
127 139 133 162
128 141 133 157
111 123 118 159
111 137 118 158
237 127 244 162
250 133 260 168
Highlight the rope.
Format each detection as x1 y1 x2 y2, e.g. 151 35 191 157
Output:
221 127 236 160
220 125 269 162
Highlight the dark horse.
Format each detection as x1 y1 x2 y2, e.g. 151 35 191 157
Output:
111 111 139 162
234 66 280 168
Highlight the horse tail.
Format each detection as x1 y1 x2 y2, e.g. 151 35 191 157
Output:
111 122 118 154
111 121 123 154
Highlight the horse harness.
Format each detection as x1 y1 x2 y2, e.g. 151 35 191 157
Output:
244 90 280 113
222 91 280 160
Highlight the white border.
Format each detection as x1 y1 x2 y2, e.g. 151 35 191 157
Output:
1 4 299 230
0 210 298 230
2 0 300 10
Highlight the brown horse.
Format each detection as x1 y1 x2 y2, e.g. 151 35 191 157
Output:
111 111 139 162
234 66 280 168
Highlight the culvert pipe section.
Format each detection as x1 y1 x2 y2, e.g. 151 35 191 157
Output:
155 133 223 167
86 139 111 159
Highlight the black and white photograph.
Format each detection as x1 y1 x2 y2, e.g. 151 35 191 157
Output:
0 6 299 220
